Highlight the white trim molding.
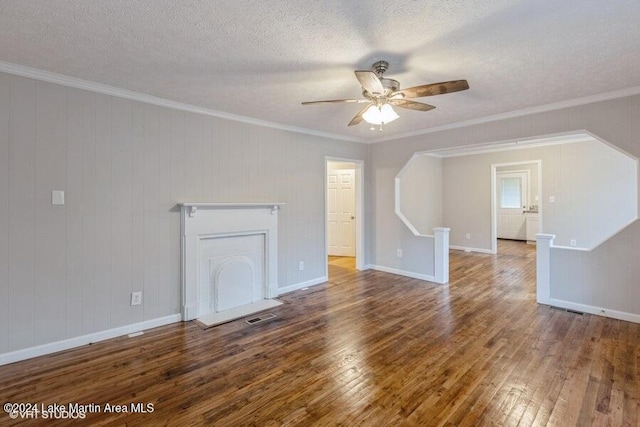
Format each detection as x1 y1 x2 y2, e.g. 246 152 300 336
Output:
371 87 640 143
0 60 363 143
278 276 327 294
0 314 181 366
429 132 594 158
370 265 437 283
4 61 640 146
450 245 495 255
324 157 366 273
548 299 640 325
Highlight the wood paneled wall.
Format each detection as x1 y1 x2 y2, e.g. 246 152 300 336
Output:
0 72 368 354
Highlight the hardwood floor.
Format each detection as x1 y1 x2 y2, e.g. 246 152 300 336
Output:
1 240 638 426
328 256 356 270
328 256 356 283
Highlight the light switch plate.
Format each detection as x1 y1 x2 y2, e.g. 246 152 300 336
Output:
52 190 65 206
131 292 142 306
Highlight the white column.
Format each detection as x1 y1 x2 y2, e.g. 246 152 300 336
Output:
536 233 555 305
434 227 450 284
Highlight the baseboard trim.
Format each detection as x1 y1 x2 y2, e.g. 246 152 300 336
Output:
370 265 437 283
278 276 328 294
548 298 640 324
450 245 495 254
0 314 181 366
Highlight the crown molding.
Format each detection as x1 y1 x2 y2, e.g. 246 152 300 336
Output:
3 60 640 146
0 60 366 144
370 86 640 144
426 132 594 158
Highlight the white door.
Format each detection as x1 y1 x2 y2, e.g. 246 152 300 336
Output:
497 172 528 240
327 168 356 256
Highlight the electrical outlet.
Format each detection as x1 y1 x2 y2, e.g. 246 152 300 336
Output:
570 239 577 247
397 249 403 258
298 261 304 271
131 291 142 306
549 196 555 203
465 233 471 240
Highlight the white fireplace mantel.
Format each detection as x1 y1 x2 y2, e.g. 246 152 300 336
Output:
179 202 284 321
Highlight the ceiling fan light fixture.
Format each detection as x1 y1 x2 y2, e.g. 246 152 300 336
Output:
301 60 469 129
362 103 399 125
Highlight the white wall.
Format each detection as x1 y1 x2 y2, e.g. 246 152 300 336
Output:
396 154 442 236
0 72 369 355
371 94 640 321
441 139 636 250
371 146 435 277
550 222 640 316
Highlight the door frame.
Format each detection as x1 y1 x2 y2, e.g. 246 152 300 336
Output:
325 157 365 274
490 160 542 254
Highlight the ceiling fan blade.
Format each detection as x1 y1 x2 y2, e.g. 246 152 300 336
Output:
302 99 369 105
354 71 385 95
348 103 372 127
389 99 436 112
395 80 469 98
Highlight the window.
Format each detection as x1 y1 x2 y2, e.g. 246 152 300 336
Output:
500 177 522 208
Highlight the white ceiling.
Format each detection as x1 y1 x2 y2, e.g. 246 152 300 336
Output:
1 0 640 143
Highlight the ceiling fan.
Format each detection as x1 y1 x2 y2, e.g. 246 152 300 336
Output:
302 60 469 130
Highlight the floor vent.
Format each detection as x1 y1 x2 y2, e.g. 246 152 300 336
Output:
245 313 277 325
550 305 585 315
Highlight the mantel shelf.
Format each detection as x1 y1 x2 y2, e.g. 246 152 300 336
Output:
179 202 285 217
180 202 285 208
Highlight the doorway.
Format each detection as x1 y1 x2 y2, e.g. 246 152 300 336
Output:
496 170 529 240
325 158 364 278
491 161 542 254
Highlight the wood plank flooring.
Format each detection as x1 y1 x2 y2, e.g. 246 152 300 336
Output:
1 240 638 426
328 256 356 270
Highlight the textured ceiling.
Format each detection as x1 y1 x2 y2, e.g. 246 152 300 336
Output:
1 0 639 142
